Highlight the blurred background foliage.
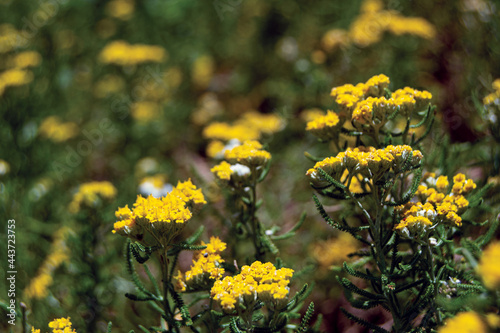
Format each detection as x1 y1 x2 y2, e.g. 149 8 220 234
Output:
1 0 500 331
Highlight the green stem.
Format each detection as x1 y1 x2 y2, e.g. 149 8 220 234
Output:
160 249 175 332
249 167 265 261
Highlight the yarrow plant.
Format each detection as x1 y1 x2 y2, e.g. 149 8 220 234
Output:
306 74 498 332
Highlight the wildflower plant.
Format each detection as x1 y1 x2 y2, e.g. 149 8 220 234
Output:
306 74 499 332
112 176 314 332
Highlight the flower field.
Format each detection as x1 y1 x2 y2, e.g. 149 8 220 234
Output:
1 0 500 332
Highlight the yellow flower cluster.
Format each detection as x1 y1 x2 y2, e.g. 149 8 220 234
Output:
211 261 294 311
210 141 270 186
6 51 41 69
483 79 500 106
394 173 476 235
306 74 432 139
321 0 436 50
113 179 206 243
203 110 284 158
482 79 500 130
305 110 341 141
0 25 41 96
25 228 71 299
32 317 77 333
0 67 34 96
192 54 215 89
437 311 487 333
68 181 117 213
476 241 500 290
224 140 271 167
39 116 79 143
99 40 167 66
204 113 283 142
306 145 422 189
175 237 227 292
210 160 233 181
131 101 161 122
106 0 135 20
310 233 360 268
93 74 125 98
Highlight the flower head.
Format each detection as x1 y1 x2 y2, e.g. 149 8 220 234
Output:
211 261 293 312
68 181 117 213
175 237 227 292
113 179 205 245
224 140 271 167
477 241 500 290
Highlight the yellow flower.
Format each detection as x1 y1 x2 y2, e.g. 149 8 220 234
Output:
93 74 125 98
192 54 214 89
176 237 227 291
364 74 390 97
25 228 71 300
477 242 500 290
224 140 271 167
238 111 285 135
106 0 135 20
306 110 342 140
310 232 359 267
437 311 487 333
7 51 42 69
38 116 79 142
0 68 34 95
131 101 161 122
99 40 167 66
300 108 326 122
211 261 293 311
387 16 436 39
113 179 206 243
211 161 233 181
203 122 261 142
68 181 117 213
48 317 77 333
321 29 350 51
394 215 433 232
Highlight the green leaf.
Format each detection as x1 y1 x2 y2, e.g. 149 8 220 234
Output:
296 302 314 332
125 293 158 302
476 217 500 247
410 105 434 129
185 225 205 245
337 277 385 300
229 317 243 333
343 262 380 281
271 212 306 240
107 322 113 333
125 240 156 298
340 308 390 333
257 159 272 183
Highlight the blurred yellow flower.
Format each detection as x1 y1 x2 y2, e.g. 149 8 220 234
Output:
131 101 161 122
25 228 71 300
7 51 41 69
438 311 487 333
38 116 79 142
99 40 167 66
68 181 117 213
192 54 214 89
106 0 135 20
310 233 359 268
477 241 500 290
